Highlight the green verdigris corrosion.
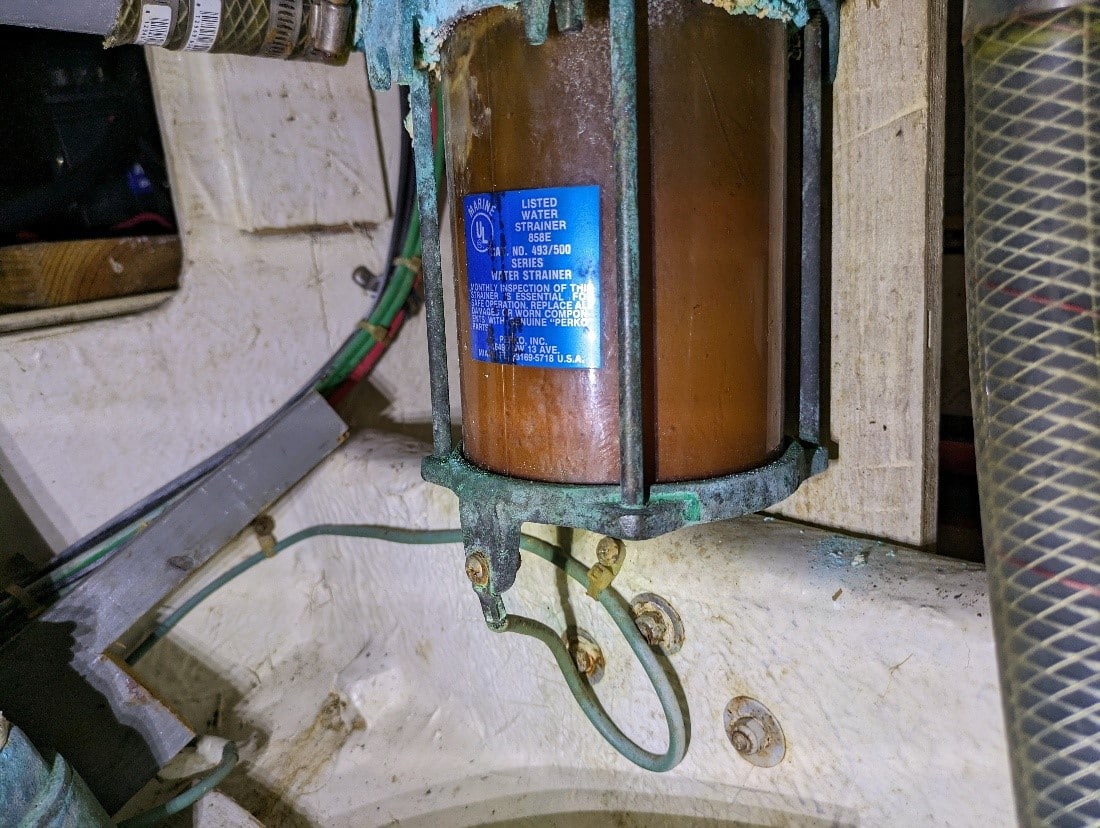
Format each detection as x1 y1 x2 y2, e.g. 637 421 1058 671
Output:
356 0 815 89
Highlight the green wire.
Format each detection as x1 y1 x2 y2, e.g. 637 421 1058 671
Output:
317 208 421 391
126 525 460 663
116 741 239 828
502 535 688 772
0 505 170 630
49 504 167 585
127 524 688 773
53 534 129 581
318 94 445 393
319 207 423 390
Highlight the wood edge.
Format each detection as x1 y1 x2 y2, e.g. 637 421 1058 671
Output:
921 0 949 549
0 291 175 335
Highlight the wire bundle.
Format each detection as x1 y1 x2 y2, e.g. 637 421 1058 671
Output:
0 86 443 641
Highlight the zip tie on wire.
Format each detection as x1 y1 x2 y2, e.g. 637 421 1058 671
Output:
357 320 392 344
393 255 421 276
348 256 423 353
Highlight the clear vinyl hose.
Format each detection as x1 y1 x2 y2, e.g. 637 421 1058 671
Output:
965 5 1100 825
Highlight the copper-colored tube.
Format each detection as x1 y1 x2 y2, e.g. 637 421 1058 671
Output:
443 0 786 483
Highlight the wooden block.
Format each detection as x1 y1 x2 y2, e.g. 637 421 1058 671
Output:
0 236 181 309
774 0 946 548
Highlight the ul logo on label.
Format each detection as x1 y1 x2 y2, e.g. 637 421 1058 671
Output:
471 212 493 253
465 194 496 255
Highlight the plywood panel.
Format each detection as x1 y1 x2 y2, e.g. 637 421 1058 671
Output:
775 0 946 548
0 236 180 309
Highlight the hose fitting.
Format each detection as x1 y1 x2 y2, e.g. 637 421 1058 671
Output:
106 0 353 63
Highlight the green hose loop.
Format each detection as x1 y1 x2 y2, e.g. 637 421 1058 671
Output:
504 536 686 772
117 741 239 828
127 525 688 773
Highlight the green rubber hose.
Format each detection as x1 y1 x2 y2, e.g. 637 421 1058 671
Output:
127 524 688 773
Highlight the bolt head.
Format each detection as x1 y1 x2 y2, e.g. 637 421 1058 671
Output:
464 552 490 587
596 537 626 568
629 593 685 655
728 716 766 755
730 729 754 754
250 514 276 535
723 700 783 767
634 610 669 647
563 627 605 684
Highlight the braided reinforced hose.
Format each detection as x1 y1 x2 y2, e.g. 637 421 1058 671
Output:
0 0 352 63
965 3 1100 825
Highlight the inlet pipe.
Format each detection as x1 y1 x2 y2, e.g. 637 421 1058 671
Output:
0 0 353 63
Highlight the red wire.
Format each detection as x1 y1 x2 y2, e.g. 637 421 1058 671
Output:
113 212 175 231
329 95 435 407
325 304 411 407
982 277 1098 319
1000 552 1100 599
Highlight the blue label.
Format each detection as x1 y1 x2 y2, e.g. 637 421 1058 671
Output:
463 185 601 369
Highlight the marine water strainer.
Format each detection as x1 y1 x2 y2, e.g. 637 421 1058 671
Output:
355 0 838 632
446 3 787 485
3 0 837 632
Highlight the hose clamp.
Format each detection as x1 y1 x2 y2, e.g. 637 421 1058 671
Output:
260 0 304 57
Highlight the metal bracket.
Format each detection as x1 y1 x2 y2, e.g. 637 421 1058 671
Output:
425 439 827 622
0 392 348 813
